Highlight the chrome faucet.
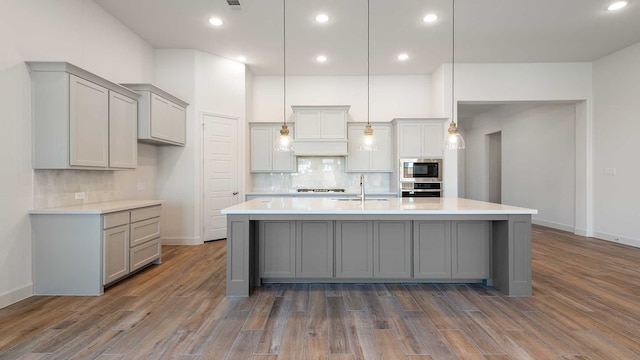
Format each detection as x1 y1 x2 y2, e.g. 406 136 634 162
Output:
359 175 365 202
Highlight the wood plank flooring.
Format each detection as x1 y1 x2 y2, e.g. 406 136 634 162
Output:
1 225 640 359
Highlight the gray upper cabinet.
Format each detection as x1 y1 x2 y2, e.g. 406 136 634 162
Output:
121 84 188 146
27 62 140 170
346 122 393 173
392 118 446 159
250 123 296 173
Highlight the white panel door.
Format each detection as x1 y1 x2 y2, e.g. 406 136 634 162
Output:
203 114 240 241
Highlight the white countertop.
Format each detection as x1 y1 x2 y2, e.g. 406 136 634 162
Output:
29 200 163 215
222 197 537 215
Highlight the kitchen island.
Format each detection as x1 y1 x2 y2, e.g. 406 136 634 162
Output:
221 197 537 297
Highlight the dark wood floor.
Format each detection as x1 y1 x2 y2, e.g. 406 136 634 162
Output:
1 225 640 359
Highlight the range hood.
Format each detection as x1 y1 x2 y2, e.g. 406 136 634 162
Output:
292 105 350 156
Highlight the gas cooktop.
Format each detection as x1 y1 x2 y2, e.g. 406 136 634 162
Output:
296 188 345 193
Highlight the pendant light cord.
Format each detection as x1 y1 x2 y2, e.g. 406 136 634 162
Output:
367 0 370 126
451 0 455 126
283 0 286 127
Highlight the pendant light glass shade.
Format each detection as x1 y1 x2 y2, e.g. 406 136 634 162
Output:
359 0 376 151
274 0 293 152
444 121 465 149
444 0 465 151
275 124 293 152
359 123 378 151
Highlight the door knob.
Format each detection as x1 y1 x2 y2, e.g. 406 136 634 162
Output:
233 191 239 195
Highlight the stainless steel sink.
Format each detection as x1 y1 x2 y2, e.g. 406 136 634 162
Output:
332 198 388 201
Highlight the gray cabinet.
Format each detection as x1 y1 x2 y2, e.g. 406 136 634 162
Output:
31 202 162 295
292 105 350 156
259 221 296 278
109 91 138 168
335 221 373 278
392 118 446 159
414 221 452 278
27 62 140 170
121 83 189 146
250 123 296 173
374 221 412 278
346 123 393 172
296 221 334 278
103 224 130 285
452 221 491 279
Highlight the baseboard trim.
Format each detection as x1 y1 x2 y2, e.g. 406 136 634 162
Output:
0 283 33 309
593 232 640 249
161 237 203 246
532 218 575 233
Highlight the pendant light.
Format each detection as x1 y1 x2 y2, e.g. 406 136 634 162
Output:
359 0 378 151
275 0 293 152
444 0 465 150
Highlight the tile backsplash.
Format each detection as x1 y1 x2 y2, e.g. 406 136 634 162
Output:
251 157 391 193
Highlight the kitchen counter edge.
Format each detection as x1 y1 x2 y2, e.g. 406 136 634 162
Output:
29 200 164 215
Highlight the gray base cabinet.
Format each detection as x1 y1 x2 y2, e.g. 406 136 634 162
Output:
335 221 373 278
414 221 451 278
259 221 295 278
452 221 491 279
257 219 491 283
374 221 412 278
32 204 162 295
296 221 334 278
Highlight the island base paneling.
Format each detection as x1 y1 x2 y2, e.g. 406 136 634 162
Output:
226 214 532 297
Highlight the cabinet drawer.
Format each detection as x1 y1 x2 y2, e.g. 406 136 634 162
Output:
103 211 130 229
130 238 161 272
130 217 161 248
131 205 161 223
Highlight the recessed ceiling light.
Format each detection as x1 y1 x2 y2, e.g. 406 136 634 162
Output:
422 14 438 23
208 17 223 26
236 56 247 63
315 14 329 23
607 1 628 10
398 53 409 61
316 55 327 63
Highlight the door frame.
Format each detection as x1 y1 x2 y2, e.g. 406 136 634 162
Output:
200 111 245 242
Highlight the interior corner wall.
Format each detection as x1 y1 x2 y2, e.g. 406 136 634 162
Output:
592 41 640 248
461 104 577 231
155 50 246 245
0 0 155 308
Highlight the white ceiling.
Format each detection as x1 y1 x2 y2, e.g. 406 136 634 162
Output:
93 0 640 76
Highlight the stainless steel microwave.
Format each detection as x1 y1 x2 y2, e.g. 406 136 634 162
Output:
400 158 442 182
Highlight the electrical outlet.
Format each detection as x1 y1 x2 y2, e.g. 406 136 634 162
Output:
137 182 146 191
74 192 85 200
605 168 617 176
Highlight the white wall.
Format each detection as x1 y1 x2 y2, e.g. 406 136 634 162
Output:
435 63 593 236
460 103 576 232
593 41 640 248
252 75 430 124
155 50 246 245
0 0 155 308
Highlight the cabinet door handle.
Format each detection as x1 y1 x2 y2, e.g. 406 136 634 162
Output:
233 192 239 195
